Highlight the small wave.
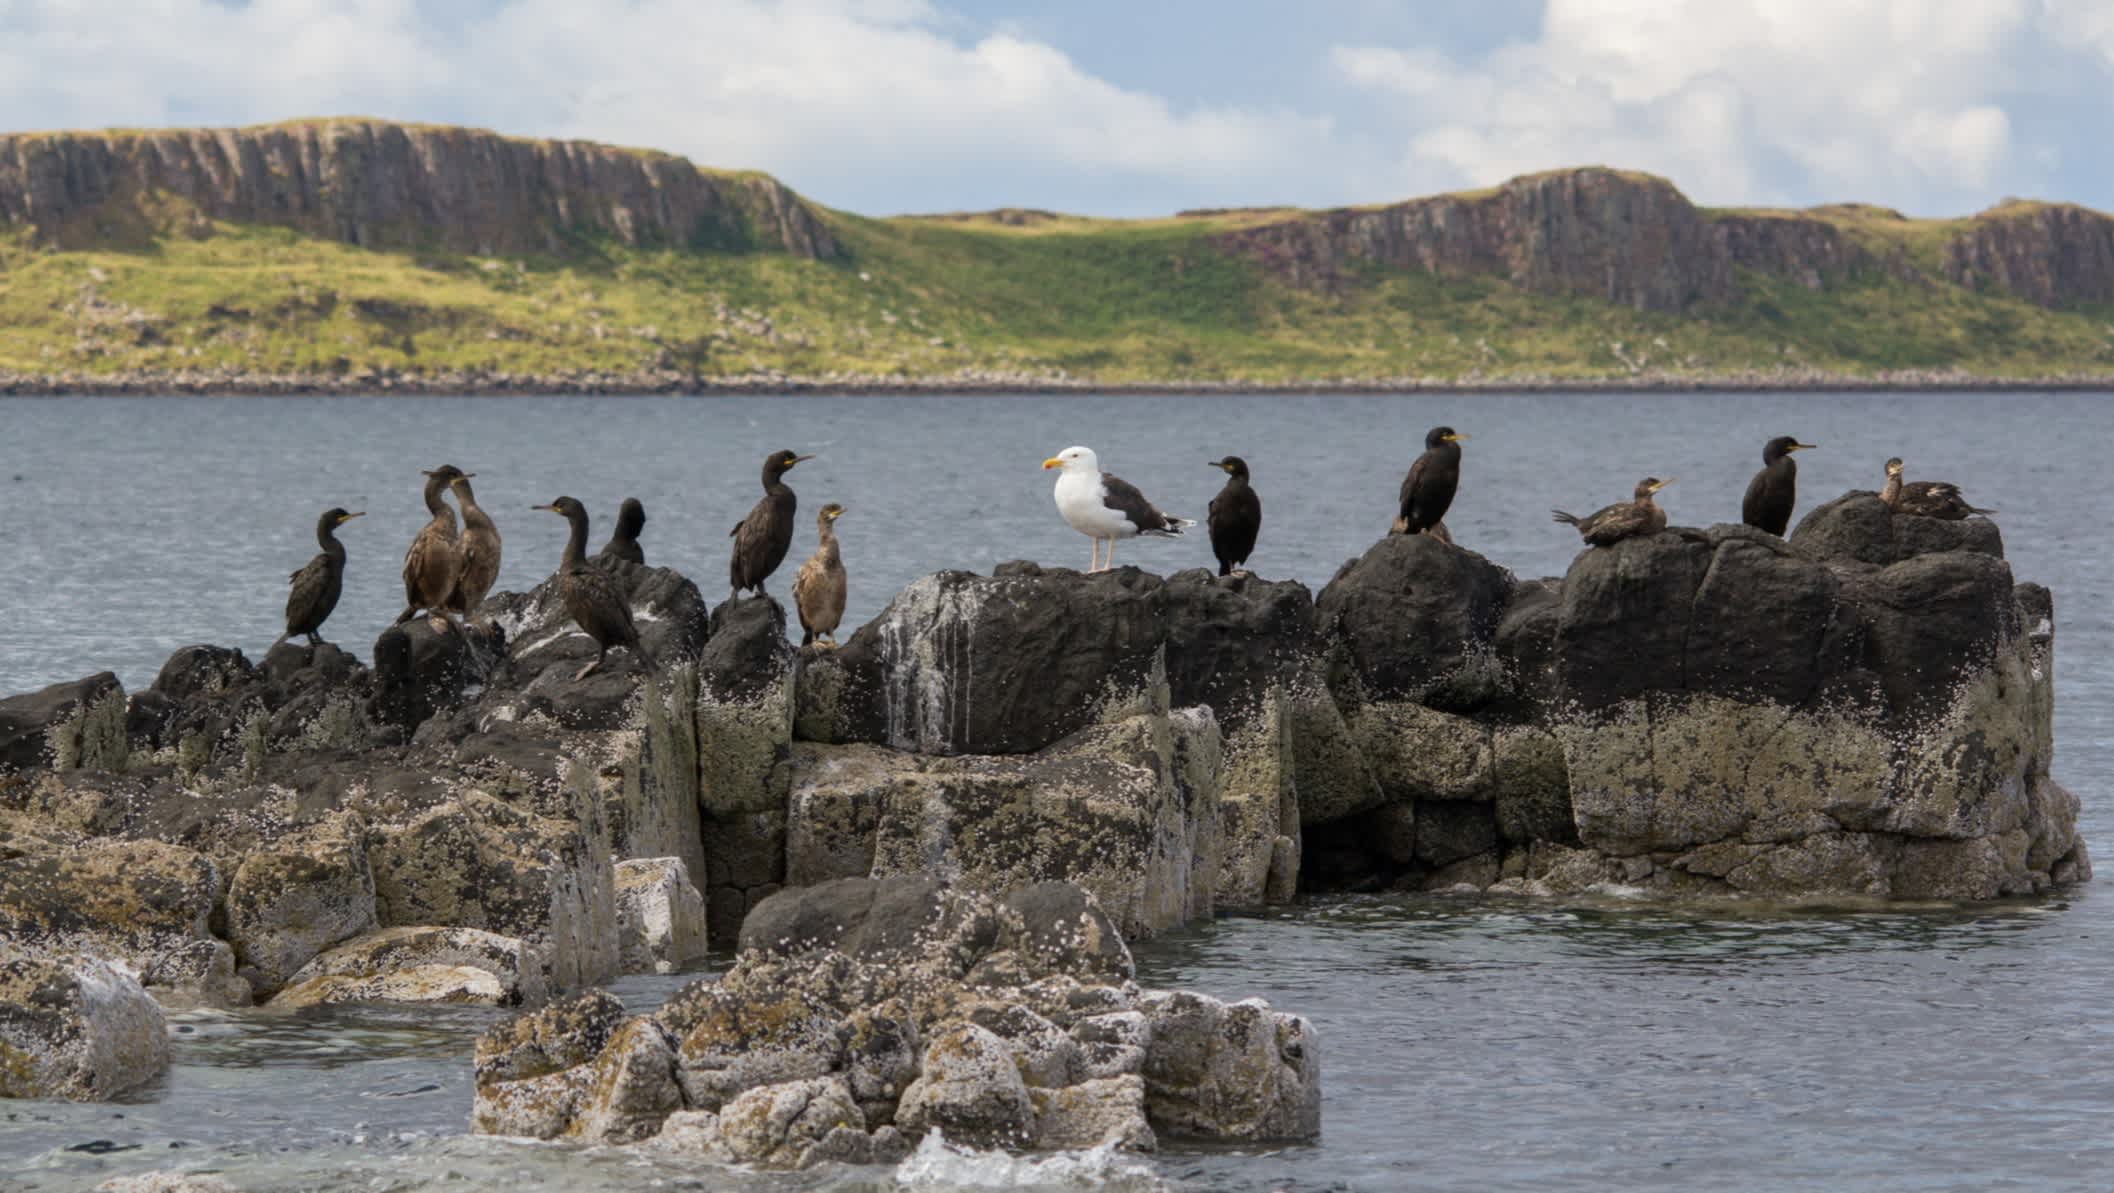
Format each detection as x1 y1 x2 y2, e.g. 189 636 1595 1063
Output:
893 1130 1168 1191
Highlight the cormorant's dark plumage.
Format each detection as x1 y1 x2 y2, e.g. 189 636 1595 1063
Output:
1741 436 1815 537
1397 426 1466 537
1554 477 1672 547
1206 456 1261 576
1881 457 1995 520
533 496 657 680
730 450 813 598
397 465 466 628
277 507 363 651
594 497 647 566
793 503 848 647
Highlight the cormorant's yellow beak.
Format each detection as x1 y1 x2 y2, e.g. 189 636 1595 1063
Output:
1791 443 1817 452
789 454 815 466
1443 432 1470 442
1652 477 1675 491
531 503 556 512
340 511 365 523
1042 457 1064 470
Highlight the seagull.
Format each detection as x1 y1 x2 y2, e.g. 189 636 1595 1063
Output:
1042 445 1195 573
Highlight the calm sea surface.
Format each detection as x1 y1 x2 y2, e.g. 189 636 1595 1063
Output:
3 391 2113 1191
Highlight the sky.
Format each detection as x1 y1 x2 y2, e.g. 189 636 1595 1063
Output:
2 0 2111 218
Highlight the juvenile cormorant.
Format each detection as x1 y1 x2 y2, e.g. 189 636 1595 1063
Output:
1554 477 1673 547
1206 456 1261 576
1881 457 1995 520
1043 445 1195 572
729 450 814 598
447 472 502 626
594 498 647 566
532 496 657 680
275 507 363 651
793 503 848 648
1741 436 1816 536
1397 426 1467 537
396 465 466 629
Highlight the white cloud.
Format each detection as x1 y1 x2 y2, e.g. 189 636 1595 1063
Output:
1332 0 2049 212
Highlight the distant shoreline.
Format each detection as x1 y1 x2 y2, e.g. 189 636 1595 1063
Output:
5 370 2114 397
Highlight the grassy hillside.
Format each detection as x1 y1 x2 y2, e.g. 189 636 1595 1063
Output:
5 156 2114 388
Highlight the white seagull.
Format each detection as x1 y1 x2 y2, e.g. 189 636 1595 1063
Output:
1042 445 1195 572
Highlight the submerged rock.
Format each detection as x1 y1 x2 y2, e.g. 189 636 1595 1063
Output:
270 925 548 1008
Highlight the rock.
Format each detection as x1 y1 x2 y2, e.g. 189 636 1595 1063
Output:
0 837 245 1006
1791 492 2005 566
1214 692 1300 908
270 925 547 1008
998 882 1134 985
895 1023 1038 1148
1315 534 1515 709
369 621 475 732
1029 1074 1156 1151
367 791 616 993
1350 702 1494 803
472 990 685 1143
0 672 120 773
614 857 709 975
223 810 378 997
478 564 708 731
0 950 168 1100
658 981 845 1112
1138 990 1320 1142
708 1075 872 1167
1072 1011 1152 1081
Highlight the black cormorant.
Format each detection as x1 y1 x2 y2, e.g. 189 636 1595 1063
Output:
446 472 502 626
1741 436 1816 536
594 497 647 566
532 496 657 680
793 503 848 648
1206 456 1261 576
1397 426 1467 537
1554 477 1673 547
275 507 363 651
396 465 466 629
1881 457 1995 520
729 450 813 598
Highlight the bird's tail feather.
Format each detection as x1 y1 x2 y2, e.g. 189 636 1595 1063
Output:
1552 509 1581 526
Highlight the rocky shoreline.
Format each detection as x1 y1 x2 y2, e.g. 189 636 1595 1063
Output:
0 490 2088 1160
4 367 2114 397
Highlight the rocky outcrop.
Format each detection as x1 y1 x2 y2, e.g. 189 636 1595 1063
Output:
0 672 122 773
270 925 547 1009
0 949 169 1101
614 857 709 975
0 120 838 259
1946 202 2114 308
471 878 1319 1165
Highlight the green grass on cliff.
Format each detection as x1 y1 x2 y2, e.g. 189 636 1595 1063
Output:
5 201 2114 384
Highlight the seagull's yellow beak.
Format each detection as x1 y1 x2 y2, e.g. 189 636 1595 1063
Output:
1042 456 1064 470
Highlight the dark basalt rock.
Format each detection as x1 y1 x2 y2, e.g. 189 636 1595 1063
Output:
1491 579 1561 718
799 565 1325 756
0 672 119 772
1839 550 2021 722
1790 492 2004 566
370 622 475 732
703 596 794 702
1315 535 1515 711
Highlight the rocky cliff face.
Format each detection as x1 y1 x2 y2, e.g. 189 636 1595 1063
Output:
0 120 838 259
1945 202 2114 308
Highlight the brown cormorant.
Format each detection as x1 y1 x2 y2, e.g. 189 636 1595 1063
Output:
729 450 813 598
396 465 466 629
1397 426 1467 537
275 507 363 651
793 503 848 648
532 496 657 680
1881 457 1995 519
1741 436 1816 536
446 472 502 626
1043 445 1194 572
1206 456 1261 577
593 497 647 566
1554 477 1673 546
